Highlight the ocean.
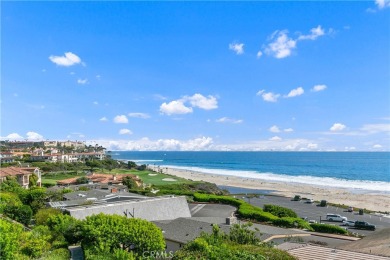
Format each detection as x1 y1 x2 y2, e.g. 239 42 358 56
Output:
110 151 390 193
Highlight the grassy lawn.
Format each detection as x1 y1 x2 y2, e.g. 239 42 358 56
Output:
110 168 193 186
41 168 194 186
41 172 86 185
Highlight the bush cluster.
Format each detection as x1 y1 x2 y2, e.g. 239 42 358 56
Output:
237 204 278 222
193 193 315 231
193 193 244 207
263 204 298 218
310 223 348 234
271 217 313 230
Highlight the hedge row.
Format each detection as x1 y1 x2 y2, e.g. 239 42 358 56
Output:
193 193 244 207
310 223 348 235
237 203 278 222
271 217 313 230
193 193 348 235
263 204 298 218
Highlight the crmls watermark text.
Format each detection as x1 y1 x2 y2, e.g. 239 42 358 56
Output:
142 251 174 259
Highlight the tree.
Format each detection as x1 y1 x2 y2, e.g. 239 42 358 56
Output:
81 214 165 258
173 222 295 260
47 214 83 245
76 176 89 184
228 223 260 245
0 192 22 213
122 176 138 189
3 204 33 226
136 164 147 171
29 173 39 187
35 208 62 226
20 225 52 258
0 219 24 260
127 161 137 169
23 187 48 213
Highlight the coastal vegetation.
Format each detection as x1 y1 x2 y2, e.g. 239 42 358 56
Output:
193 193 313 231
173 223 297 260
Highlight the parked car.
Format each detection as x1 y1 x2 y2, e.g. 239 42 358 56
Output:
354 221 376 230
292 195 301 201
305 199 314 204
343 220 355 227
347 206 354 212
326 214 347 222
319 200 327 207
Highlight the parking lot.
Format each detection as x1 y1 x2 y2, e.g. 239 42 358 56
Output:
189 203 236 218
240 195 390 236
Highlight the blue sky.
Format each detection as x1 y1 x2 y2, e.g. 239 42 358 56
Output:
2 1 390 151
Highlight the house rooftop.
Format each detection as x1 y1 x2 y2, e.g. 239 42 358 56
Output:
153 217 231 244
0 167 32 177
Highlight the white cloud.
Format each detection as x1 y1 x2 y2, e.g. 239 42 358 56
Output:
264 26 328 59
269 136 282 141
119 129 133 135
216 117 243 124
285 87 304 98
154 94 168 100
330 123 346 132
256 51 263 58
229 43 244 55
307 143 318 149
77 78 88 84
96 75 101 80
375 0 390 9
93 101 98 105
297 25 325 41
128 113 150 119
265 30 296 59
311 84 327 92
5 133 24 140
99 117 108 122
185 94 218 110
269 125 281 133
26 131 44 141
284 128 294 132
373 144 383 149
49 52 83 67
113 115 129 124
360 124 390 134
94 136 214 151
257 90 280 102
160 100 193 115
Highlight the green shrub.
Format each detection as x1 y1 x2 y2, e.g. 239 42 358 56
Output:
310 223 348 234
237 204 278 222
193 193 243 207
263 204 297 218
43 248 71 260
272 217 313 230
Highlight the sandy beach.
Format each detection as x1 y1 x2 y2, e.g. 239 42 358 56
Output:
153 166 390 213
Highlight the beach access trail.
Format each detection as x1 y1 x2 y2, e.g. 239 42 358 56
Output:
156 166 390 213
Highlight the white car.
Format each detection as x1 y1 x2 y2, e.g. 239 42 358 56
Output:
326 214 347 222
343 220 355 227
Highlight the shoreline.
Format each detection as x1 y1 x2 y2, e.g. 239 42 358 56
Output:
150 166 390 213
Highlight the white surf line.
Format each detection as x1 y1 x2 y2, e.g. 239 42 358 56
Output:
191 204 206 215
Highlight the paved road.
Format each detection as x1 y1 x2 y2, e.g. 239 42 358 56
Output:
189 203 236 218
241 195 390 236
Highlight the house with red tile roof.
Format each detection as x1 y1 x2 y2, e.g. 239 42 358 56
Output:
0 166 42 188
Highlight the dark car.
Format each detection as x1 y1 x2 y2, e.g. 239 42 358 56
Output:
319 200 327 207
292 195 301 201
354 221 376 230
